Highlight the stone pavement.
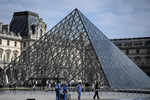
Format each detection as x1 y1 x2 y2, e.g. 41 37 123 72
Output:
0 91 150 100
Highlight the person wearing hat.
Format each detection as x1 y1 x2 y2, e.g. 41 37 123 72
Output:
77 80 82 100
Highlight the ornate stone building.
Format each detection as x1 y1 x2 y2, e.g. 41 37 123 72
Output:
111 37 150 76
0 11 46 69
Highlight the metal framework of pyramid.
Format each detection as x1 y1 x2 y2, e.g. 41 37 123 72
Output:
6 9 150 89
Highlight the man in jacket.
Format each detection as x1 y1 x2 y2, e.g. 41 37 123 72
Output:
93 81 99 99
77 81 82 100
55 80 61 100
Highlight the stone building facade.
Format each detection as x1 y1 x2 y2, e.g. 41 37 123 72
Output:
0 11 46 69
0 33 21 69
111 37 150 76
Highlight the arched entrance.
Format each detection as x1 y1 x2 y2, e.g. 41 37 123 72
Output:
0 67 4 87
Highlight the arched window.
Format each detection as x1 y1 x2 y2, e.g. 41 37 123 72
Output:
0 48 3 62
40 29 43 37
5 49 11 62
13 50 19 59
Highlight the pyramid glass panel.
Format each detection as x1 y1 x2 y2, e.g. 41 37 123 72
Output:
6 9 150 89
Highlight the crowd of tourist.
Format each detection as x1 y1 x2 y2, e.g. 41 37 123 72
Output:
54 80 100 100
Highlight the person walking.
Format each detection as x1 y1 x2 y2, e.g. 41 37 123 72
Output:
55 80 61 100
93 81 99 100
63 83 68 100
77 81 82 100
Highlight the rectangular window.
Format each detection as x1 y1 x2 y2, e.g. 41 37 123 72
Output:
129 49 136 54
139 49 147 54
114 42 122 46
124 42 132 47
0 39 2 45
134 42 143 46
136 49 139 54
7 40 10 46
14 41 17 47
23 42 26 47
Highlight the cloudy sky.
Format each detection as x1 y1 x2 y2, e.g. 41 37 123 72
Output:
0 0 150 39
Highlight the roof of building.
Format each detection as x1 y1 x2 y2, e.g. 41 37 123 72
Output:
109 33 150 40
13 11 39 17
111 36 150 41
10 11 40 38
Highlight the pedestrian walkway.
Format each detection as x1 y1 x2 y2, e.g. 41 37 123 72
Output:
0 91 149 100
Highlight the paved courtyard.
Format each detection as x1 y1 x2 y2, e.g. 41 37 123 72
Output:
0 91 150 100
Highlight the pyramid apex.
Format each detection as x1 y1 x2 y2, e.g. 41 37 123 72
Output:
74 8 79 11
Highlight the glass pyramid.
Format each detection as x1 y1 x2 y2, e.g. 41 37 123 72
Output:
6 8 150 89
